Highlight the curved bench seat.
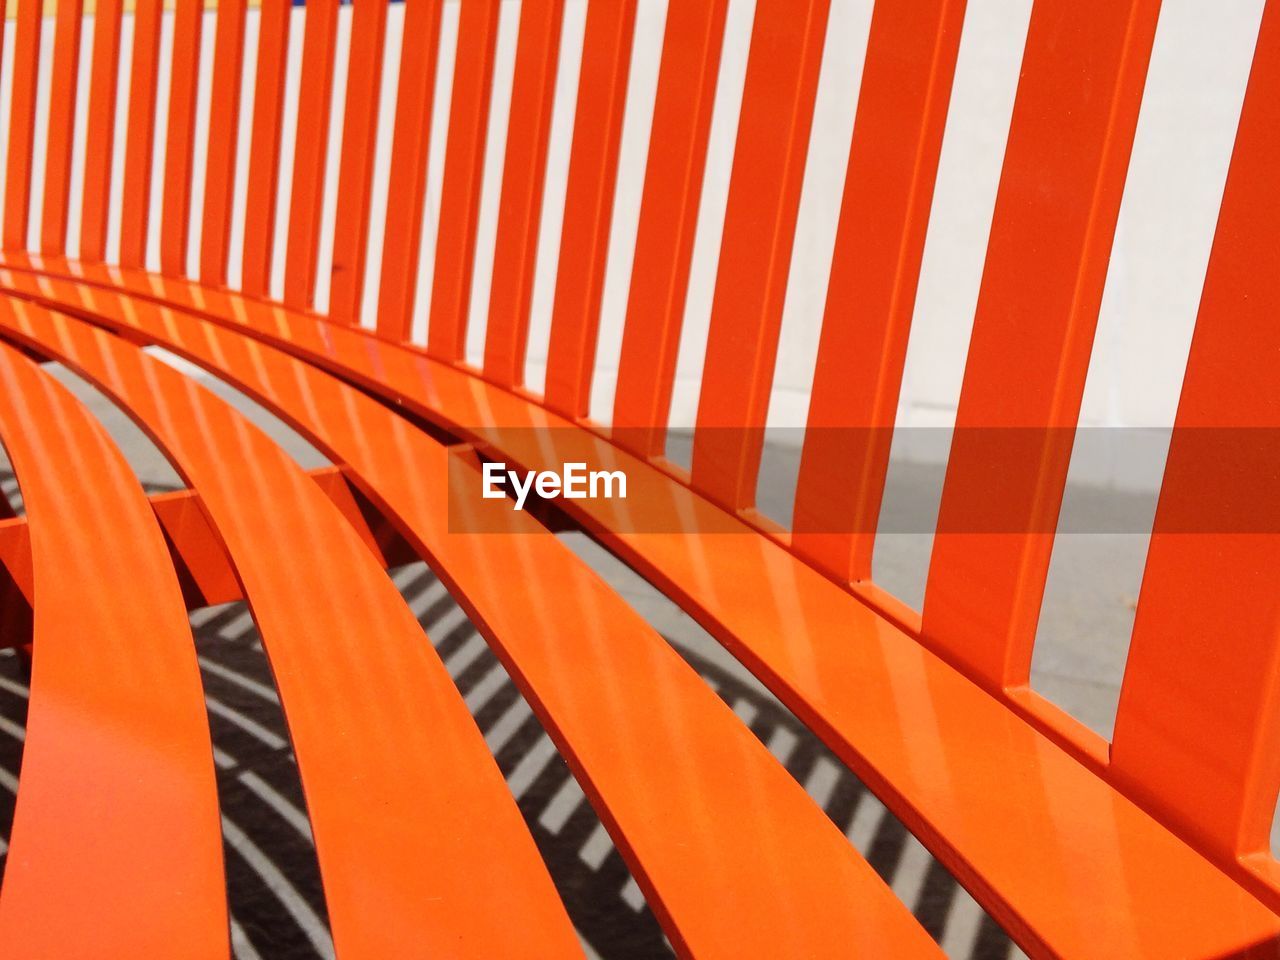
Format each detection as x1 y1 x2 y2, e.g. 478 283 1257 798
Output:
0 335 226 959
3 259 1279 959
2 0 1278 954
0 293 580 959
0 282 942 960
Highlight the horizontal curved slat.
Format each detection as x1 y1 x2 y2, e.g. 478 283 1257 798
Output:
0 296 579 960
0 271 942 960
13 262 1279 958
0 339 226 958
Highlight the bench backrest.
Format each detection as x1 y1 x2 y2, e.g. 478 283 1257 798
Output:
2 0 1279 916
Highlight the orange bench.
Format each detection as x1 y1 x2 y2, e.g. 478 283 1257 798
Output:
0 0 1277 956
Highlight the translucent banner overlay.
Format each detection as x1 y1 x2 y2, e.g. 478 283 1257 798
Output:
445 427 1278 534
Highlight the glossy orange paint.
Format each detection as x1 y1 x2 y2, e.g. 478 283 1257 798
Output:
240 0 292 297
160 0 204 278
3 0 40 252
4 0 1280 955
0 519 32 604
284 0 340 310
790 0 966 585
689 0 831 512
610 0 730 460
39 0 83 256
0 296 581 960
0 465 417 615
118 0 164 269
922 0 1161 693
376 0 445 341
1110 0 1280 868
201 0 249 286
0 338 227 958
425 0 501 361
328 0 389 325
0 279 943 959
78 0 123 263
9 264 1280 957
483 0 565 387
542 0 638 418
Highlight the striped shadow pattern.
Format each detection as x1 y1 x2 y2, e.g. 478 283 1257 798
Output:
0 561 1021 959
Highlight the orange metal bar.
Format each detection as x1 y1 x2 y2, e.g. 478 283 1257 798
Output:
15 277 942 960
424 0 500 360
920 0 1161 692
610 0 729 458
40 0 85 257
1111 1 1280 869
481 0 565 387
154 466 419 609
542 0 638 419
120 0 165 269
375 0 444 341
160 0 204 277
688 0 832 511
240 0 291 297
790 0 966 584
284 0 340 310
0 520 31 608
0 0 7 244
147 487 243 608
3 0 42 252
327 0 389 325
0 300 583 960
0 333 226 958
79 0 124 263
200 0 248 287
